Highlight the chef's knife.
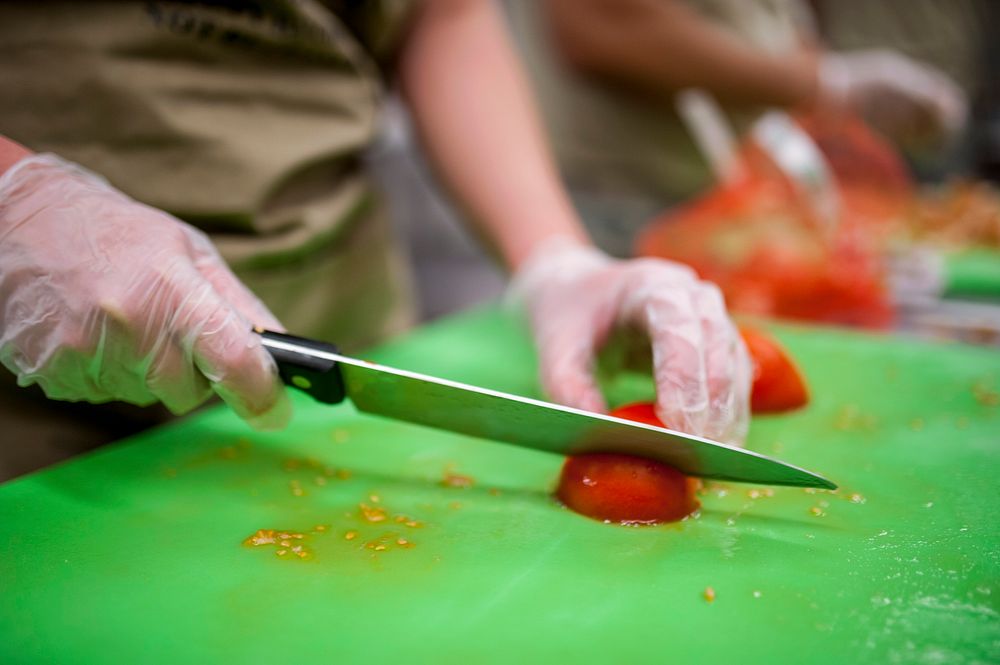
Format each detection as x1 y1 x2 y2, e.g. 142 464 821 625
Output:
258 330 836 489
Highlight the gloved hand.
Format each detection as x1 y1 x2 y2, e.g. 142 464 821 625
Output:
0 153 291 429
818 49 968 152
510 241 752 446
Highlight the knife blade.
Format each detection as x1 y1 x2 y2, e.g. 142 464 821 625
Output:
257 330 835 489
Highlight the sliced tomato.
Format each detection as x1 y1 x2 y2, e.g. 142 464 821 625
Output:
555 404 699 525
739 326 809 413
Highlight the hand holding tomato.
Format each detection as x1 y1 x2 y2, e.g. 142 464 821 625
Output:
511 241 752 446
555 329 806 526
609 328 808 420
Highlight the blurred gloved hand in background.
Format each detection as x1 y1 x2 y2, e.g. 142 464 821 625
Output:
818 49 969 154
0 154 291 429
511 241 752 446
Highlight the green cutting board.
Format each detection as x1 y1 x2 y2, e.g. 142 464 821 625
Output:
1 307 998 664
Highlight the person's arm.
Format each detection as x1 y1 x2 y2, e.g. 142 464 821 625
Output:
540 0 967 149
397 0 751 443
542 0 818 107
399 0 588 270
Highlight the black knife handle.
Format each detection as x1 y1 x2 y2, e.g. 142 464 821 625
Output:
257 329 347 405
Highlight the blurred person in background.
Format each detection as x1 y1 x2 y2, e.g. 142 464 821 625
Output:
0 1 752 479
504 0 972 256
810 0 991 181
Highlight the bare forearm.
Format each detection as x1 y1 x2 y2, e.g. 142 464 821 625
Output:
400 0 588 271
0 136 32 175
545 0 818 107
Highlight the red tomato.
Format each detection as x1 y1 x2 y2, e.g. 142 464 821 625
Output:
555 404 700 525
556 453 700 525
739 326 809 413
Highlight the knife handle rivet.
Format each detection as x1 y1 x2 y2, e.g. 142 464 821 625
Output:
291 375 312 390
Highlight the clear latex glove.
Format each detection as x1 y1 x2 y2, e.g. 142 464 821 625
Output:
818 49 968 152
510 241 752 446
0 153 291 429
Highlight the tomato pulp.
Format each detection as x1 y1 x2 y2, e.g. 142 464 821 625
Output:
555 404 700 525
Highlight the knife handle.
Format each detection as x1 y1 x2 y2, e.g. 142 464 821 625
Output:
256 329 347 405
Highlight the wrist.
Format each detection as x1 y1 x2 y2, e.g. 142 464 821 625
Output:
508 237 609 306
511 229 593 269
813 53 853 110
490 200 593 271
0 136 33 176
0 153 119 238
786 50 827 111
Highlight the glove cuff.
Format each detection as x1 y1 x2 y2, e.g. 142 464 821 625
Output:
0 152 114 203
506 238 610 309
3 150 96 181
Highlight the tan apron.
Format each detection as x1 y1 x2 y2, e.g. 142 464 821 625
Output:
505 0 803 256
0 0 417 479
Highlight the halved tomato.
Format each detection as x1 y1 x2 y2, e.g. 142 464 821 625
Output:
556 453 700 525
555 404 700 525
